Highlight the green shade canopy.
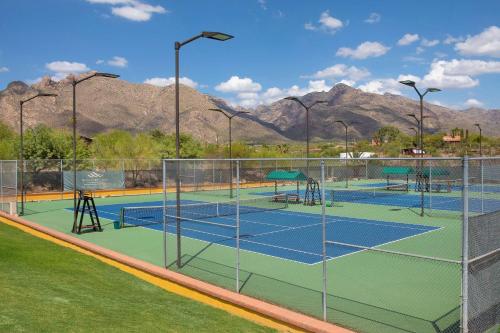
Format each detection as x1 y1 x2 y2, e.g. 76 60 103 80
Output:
421 167 450 177
382 167 415 175
266 170 307 181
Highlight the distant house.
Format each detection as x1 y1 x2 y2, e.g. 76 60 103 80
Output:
442 135 461 143
401 148 425 156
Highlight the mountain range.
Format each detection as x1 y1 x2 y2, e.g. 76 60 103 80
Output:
0 73 498 144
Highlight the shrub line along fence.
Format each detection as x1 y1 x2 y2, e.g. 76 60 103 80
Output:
1 156 498 333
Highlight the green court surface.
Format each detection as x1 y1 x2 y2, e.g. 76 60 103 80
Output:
0 221 275 333
19 180 466 333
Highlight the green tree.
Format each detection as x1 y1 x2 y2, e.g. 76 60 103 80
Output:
0 122 18 160
151 132 203 158
23 125 90 173
373 126 401 144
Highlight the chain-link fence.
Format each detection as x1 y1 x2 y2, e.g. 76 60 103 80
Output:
154 157 499 333
5 156 499 332
0 160 17 214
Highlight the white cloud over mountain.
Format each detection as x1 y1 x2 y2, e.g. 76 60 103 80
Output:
144 76 198 88
45 61 90 81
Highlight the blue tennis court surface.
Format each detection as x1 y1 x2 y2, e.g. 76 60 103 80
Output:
360 181 500 193
74 200 439 264
254 189 500 213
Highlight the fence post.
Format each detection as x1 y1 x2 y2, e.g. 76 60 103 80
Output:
163 159 168 269
429 160 433 213
60 159 64 200
480 159 484 214
365 159 369 179
321 160 328 321
0 161 3 212
236 160 241 293
461 156 469 333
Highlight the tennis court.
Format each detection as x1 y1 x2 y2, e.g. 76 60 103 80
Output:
88 197 439 264
253 183 500 213
9 157 499 333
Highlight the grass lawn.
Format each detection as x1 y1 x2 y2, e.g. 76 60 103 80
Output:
0 222 276 333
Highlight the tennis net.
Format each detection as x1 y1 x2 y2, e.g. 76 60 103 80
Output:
120 194 288 228
330 183 409 206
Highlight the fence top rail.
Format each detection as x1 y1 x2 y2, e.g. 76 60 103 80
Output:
162 157 469 162
468 156 500 160
8 156 500 163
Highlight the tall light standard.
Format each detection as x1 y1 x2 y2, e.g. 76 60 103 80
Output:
409 127 418 147
284 97 327 175
407 113 430 151
400 80 441 216
474 123 482 156
70 72 119 233
209 108 249 198
175 31 233 268
19 92 58 216
335 120 355 188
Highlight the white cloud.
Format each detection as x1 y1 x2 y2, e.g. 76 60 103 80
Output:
398 33 419 46
434 52 447 58
107 56 128 67
402 56 425 63
257 0 266 10
364 12 381 24
96 59 105 64
464 98 484 108
416 59 500 89
434 59 500 76
45 61 90 81
305 10 344 34
216 76 332 107
215 76 262 93
455 26 500 58
421 38 440 47
0 66 8 73
336 41 390 59
87 0 131 3
357 74 420 95
304 23 316 31
303 64 371 81
87 0 167 22
358 79 402 95
416 46 425 54
443 34 464 45
143 76 198 88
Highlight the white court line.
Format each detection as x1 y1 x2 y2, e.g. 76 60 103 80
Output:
67 203 444 266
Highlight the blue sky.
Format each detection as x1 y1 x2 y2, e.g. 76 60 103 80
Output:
1 0 500 109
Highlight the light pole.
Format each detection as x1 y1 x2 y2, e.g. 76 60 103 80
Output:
209 108 249 198
474 123 482 156
19 92 57 216
71 72 119 233
175 31 233 268
335 120 353 188
284 97 327 175
400 80 441 216
409 127 418 147
407 113 430 151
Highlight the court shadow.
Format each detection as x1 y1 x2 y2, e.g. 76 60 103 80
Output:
173 255 460 333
